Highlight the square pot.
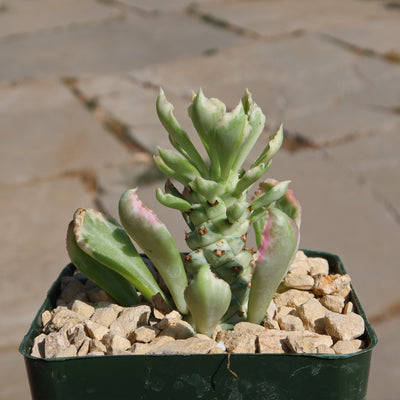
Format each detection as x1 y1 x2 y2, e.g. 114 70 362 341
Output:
19 250 377 400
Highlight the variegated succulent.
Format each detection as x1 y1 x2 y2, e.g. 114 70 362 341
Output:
67 89 301 336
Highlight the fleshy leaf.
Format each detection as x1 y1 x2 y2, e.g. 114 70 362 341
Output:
184 264 231 336
156 89 208 176
251 125 283 168
156 188 192 212
247 208 299 324
119 189 189 314
213 101 246 179
250 180 291 211
72 208 165 304
232 91 266 172
188 89 225 178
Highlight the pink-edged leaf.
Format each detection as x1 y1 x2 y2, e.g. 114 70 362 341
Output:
247 208 299 324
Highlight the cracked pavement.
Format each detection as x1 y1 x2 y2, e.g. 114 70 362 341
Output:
0 0 399 398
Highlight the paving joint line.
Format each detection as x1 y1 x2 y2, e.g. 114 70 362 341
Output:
61 76 152 159
319 32 400 66
369 300 400 325
185 4 308 42
0 169 99 192
0 10 124 43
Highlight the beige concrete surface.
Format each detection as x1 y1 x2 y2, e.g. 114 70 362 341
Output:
1 0 399 399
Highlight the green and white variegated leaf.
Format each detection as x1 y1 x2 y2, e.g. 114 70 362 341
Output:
247 208 299 324
67 222 140 306
156 89 208 176
72 208 165 304
119 189 189 314
251 125 283 169
213 101 246 180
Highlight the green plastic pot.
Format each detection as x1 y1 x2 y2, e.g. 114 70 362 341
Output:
19 250 377 400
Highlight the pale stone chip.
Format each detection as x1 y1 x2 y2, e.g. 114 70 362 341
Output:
41 310 52 327
77 338 90 356
71 300 95 319
287 331 333 354
211 325 222 341
294 250 308 261
88 351 105 356
89 339 107 353
343 301 354 314
209 346 225 354
216 331 256 353
337 284 352 298
110 305 151 337
131 342 150 354
278 315 304 331
317 344 335 354
31 333 47 358
158 320 195 340
60 279 86 303
85 320 109 341
332 340 357 354
109 348 132 356
284 274 314 290
263 317 280 330
257 330 290 353
44 331 70 358
90 304 120 328
131 326 159 343
263 301 279 329
48 309 83 332
275 306 296 319
266 300 277 320
313 274 351 296
274 289 314 308
156 310 182 330
288 259 310 275
296 298 329 334
55 345 77 358
131 336 175 354
233 321 265 336
351 339 363 350
151 292 172 319
102 332 131 351
308 257 329 276
325 312 365 341
67 324 87 348
320 295 345 313
147 337 217 355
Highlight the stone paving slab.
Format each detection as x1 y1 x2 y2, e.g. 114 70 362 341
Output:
0 177 95 349
0 0 120 40
195 0 394 37
131 34 400 143
0 10 244 82
325 125 400 217
0 348 30 400
0 78 133 186
283 100 400 145
368 316 400 400
115 0 212 12
324 18 400 55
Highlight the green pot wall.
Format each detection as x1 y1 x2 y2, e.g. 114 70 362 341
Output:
19 250 377 400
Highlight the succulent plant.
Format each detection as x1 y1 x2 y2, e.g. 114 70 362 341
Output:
67 89 301 336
